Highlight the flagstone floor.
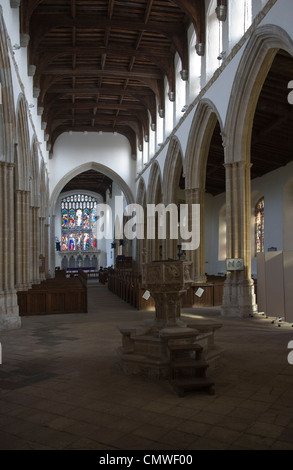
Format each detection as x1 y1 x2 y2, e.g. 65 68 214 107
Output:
0 282 293 450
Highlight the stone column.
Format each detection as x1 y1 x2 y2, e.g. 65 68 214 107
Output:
222 161 257 317
32 206 40 284
0 162 21 330
15 189 31 291
185 187 206 283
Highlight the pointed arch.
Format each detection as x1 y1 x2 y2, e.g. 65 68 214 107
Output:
220 25 293 317
184 99 224 283
146 161 163 261
163 136 184 206
50 161 135 214
0 10 16 164
147 161 163 205
185 99 224 190
224 24 293 164
15 94 31 191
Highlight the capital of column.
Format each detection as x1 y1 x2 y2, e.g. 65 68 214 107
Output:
185 187 205 203
224 160 253 170
0 160 15 170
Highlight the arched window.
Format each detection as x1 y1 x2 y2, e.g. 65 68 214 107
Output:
255 197 264 254
61 194 98 252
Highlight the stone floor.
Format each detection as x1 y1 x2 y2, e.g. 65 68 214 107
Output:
0 281 293 451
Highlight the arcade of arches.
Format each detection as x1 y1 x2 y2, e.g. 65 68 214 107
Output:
1 0 293 331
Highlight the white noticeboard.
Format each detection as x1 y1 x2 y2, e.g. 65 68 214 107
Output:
142 290 151 300
226 258 244 271
195 287 204 298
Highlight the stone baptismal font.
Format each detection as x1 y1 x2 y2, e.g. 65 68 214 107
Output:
118 260 217 396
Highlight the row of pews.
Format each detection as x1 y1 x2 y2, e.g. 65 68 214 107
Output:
107 270 229 310
17 269 88 316
108 270 155 310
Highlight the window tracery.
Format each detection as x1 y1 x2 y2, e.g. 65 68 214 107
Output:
61 194 98 252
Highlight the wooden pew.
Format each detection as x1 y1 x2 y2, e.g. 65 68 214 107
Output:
108 269 155 310
17 272 87 316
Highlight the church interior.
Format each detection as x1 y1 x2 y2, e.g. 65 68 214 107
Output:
0 0 293 451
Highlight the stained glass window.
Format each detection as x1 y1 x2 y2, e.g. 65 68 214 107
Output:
61 194 98 251
255 197 264 254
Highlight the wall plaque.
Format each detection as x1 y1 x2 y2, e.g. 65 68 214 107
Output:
226 258 244 271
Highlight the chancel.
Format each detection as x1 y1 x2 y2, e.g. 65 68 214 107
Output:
0 0 293 451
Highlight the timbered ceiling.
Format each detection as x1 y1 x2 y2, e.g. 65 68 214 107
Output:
19 2 293 197
61 169 113 199
21 0 205 158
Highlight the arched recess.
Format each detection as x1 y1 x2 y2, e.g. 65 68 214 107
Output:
146 161 163 262
185 99 224 283
14 94 32 291
135 177 147 271
222 24 293 318
50 161 134 213
0 11 16 166
49 161 135 276
0 8 20 330
163 136 185 260
15 95 31 191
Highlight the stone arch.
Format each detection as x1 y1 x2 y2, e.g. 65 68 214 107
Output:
49 161 134 276
147 161 162 205
221 25 293 317
15 94 31 191
224 25 293 163
0 9 16 165
185 99 223 191
50 161 134 214
163 136 184 205
163 137 185 259
136 177 147 206
14 94 33 290
146 161 163 261
0 7 20 330
185 99 224 282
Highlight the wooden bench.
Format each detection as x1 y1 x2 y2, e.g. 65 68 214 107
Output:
17 273 87 316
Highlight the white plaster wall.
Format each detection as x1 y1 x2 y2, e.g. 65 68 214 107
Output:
250 161 293 276
203 161 293 278
204 192 227 276
48 132 136 201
